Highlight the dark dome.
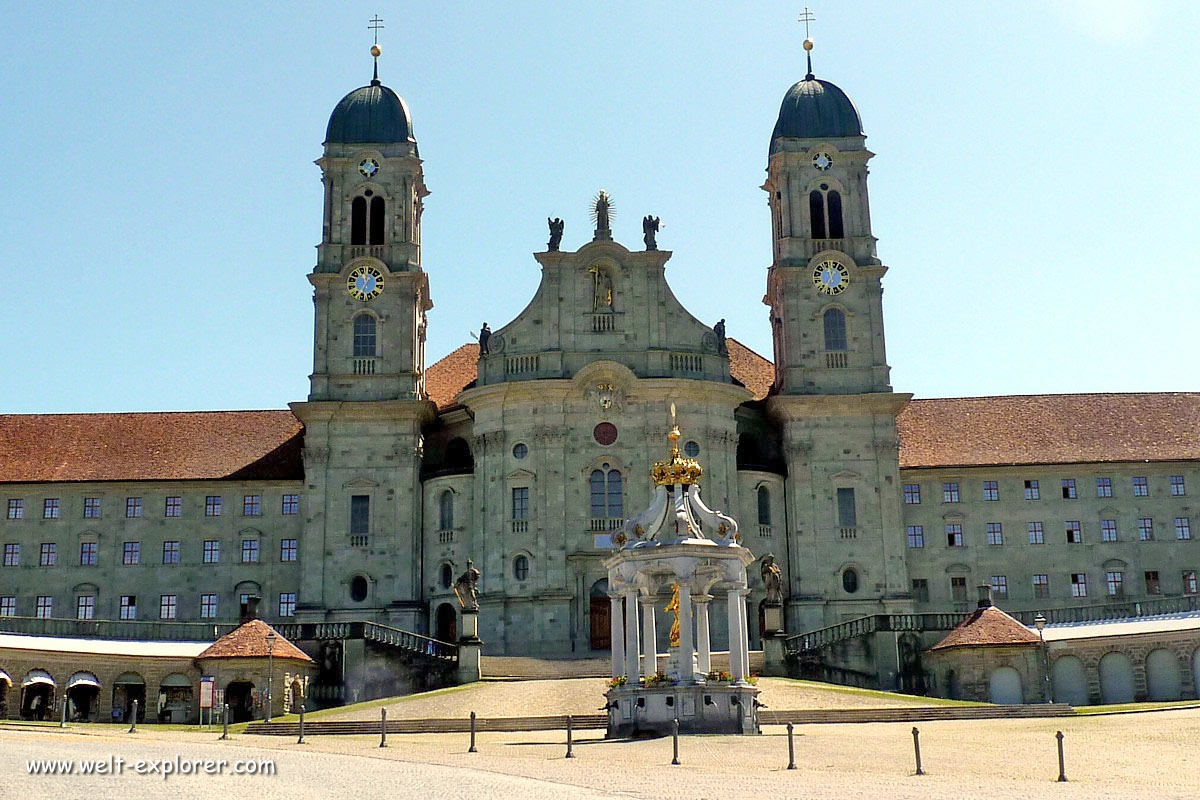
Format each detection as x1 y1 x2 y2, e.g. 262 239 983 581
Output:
325 81 415 145
770 76 862 149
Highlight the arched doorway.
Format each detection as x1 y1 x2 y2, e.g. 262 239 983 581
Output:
435 603 457 643
112 673 146 723
988 666 1023 704
1051 655 1089 706
225 680 256 722
1099 652 1136 704
1146 648 1182 701
590 579 611 650
0 669 10 719
158 673 193 723
66 672 101 722
20 670 55 720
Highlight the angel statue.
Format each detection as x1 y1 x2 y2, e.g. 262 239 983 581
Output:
547 217 564 251
642 215 660 251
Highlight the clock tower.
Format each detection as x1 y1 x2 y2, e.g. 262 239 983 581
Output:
763 40 913 635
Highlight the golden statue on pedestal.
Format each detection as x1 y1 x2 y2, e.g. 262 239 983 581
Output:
666 583 681 647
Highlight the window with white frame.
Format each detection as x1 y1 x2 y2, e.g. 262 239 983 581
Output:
945 524 963 547
512 487 530 521
76 594 95 619
983 481 999 501
1133 476 1149 497
1138 517 1154 541
243 495 262 516
0 597 14 616
3 543 19 566
1071 573 1088 597
943 482 960 503
200 593 218 619
1032 574 1050 599
1061 479 1077 500
903 484 921 504
990 575 1008 598
1170 475 1186 496
1106 571 1123 596
39 542 56 566
162 540 180 564
160 594 177 619
906 525 924 548
36 595 53 618
203 540 220 563
122 541 140 565
282 494 300 515
1096 477 1112 498
80 541 98 565
280 538 298 562
590 466 623 519
279 592 297 617
1065 521 1082 544
1177 517 1192 541
119 595 136 620
1101 519 1118 542
43 498 60 519
1024 480 1040 500
1184 571 1198 595
986 522 1003 546
241 538 259 563
205 496 222 516
126 497 143 518
7 499 24 519
1028 521 1044 545
84 497 101 518
165 496 182 517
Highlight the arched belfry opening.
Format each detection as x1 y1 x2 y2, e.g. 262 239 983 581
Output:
351 196 367 245
369 196 386 245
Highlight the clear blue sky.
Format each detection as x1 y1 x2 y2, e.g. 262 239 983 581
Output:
1 2 1197 414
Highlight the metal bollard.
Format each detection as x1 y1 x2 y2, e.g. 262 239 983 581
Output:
786 722 796 770
912 726 924 775
468 711 478 753
566 715 574 758
60 698 67 728
379 708 387 748
220 703 229 739
1056 730 1067 782
297 703 305 744
671 719 680 766
128 700 138 733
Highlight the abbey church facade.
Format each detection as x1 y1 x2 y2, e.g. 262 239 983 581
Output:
1 53 1197 659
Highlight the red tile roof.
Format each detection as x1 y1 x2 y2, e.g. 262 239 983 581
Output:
0 410 303 484
727 338 773 401
931 605 1041 650
197 619 312 662
898 393 1200 469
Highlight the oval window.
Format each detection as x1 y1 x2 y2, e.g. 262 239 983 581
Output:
512 443 528 460
350 575 369 602
842 569 859 594
593 422 618 446
440 563 453 589
513 555 530 581
684 441 700 458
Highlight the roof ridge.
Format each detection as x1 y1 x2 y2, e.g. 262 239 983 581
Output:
0 409 297 419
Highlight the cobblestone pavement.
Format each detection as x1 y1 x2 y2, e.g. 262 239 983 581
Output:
7 708 1200 799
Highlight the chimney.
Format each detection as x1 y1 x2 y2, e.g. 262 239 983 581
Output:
240 595 262 623
976 584 993 609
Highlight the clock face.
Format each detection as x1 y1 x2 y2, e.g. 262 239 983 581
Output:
812 151 834 171
358 158 380 178
812 259 850 295
347 266 385 301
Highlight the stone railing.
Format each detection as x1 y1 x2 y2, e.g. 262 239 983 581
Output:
0 615 236 641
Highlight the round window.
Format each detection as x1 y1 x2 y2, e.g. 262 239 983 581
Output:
512 443 528 460
842 569 859 594
684 440 700 458
593 422 618 446
513 555 530 581
440 564 453 589
350 575 369 602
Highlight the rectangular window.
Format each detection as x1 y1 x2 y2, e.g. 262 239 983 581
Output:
1097 519 1117 542
241 539 259 563
903 484 921 505
1106 571 1124 596
950 576 967 603
203 540 220 564
43 498 60 519
986 522 1003 546
836 487 857 527
162 540 180 564
79 541 98 566
0 597 14 617
280 538 298 562
242 495 261 516
983 481 999 501
512 487 530 520
1061 479 1077 500
39 542 56 566
119 595 137 620
282 494 300 515
125 497 143 518
1177 517 1192 541
350 495 371 535
945 523 963 547
279 592 297 617
911 579 929 603
205 496 222 516
1032 574 1050 599
159 594 177 619
76 594 95 620
83 497 102 518
1065 521 1082 544
1096 477 1112 498
1138 517 1154 541
122 541 140 565
1028 521 1045 545
1133 476 1149 497
990 575 1008 598
200 593 218 619
1071 573 1088 598
1145 570 1161 595
1024 480 1040 500
165 496 182 517
3 543 19 567
1184 571 1198 595
1170 475 1186 496
942 482 960 503
36 596 53 618
6 499 23 520
906 525 925 548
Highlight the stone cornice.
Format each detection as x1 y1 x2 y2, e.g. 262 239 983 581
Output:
766 392 912 420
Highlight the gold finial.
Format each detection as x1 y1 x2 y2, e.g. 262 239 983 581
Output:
803 38 814 51
371 44 382 57
652 403 702 486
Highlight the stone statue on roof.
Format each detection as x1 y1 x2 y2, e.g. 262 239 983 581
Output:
713 318 727 354
478 323 491 355
547 217 564 251
642 215 660 251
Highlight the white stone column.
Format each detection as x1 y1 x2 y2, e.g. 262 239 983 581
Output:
624 589 640 682
641 595 659 679
694 594 712 674
678 584 694 681
609 594 625 679
738 591 751 680
726 589 744 682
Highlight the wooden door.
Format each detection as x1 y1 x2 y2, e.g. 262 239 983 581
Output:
589 596 611 650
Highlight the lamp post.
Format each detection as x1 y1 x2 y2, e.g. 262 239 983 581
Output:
265 631 277 723
1034 613 1053 704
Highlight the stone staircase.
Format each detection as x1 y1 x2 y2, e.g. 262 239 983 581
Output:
480 650 765 680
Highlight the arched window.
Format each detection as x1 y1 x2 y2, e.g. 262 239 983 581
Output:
827 190 844 238
590 466 623 519
757 486 771 526
351 197 367 245
842 568 859 594
513 554 530 581
369 197 386 245
439 563 453 590
809 186 845 240
350 575 368 603
809 190 826 239
352 314 376 357
823 308 847 351
438 490 453 530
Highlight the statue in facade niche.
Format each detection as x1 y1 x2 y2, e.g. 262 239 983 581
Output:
761 554 783 604
713 318 727 354
642 215 660 250
547 217 564 251
454 560 481 611
478 323 491 355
